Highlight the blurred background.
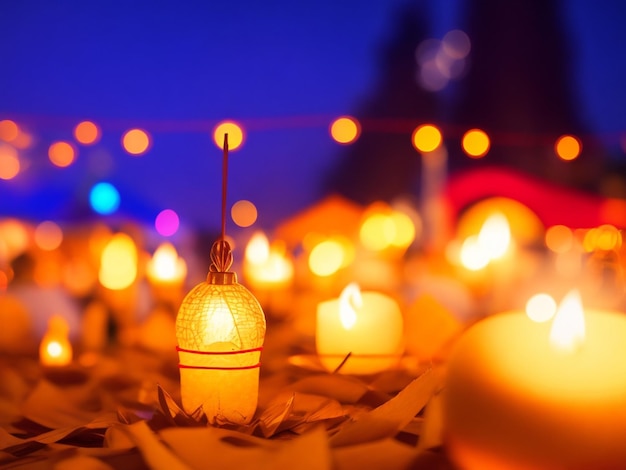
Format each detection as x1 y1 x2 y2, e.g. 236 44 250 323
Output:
1 0 625 233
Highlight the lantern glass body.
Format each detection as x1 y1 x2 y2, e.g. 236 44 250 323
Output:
176 278 266 424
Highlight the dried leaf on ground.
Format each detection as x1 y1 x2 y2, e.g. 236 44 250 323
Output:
329 368 440 447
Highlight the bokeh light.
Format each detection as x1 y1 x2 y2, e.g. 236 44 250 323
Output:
555 135 581 161
308 239 345 277
213 121 244 150
459 235 490 271
0 120 19 142
360 213 395 251
89 182 120 215
99 233 138 290
0 144 20 180
412 124 442 153
74 121 101 145
122 129 151 156
442 29 471 59
545 225 574 253
330 116 360 144
389 211 416 248
48 141 76 167
0 219 30 259
583 224 622 252
462 129 490 158
155 209 180 237
34 221 63 251
231 200 258 228
526 293 557 323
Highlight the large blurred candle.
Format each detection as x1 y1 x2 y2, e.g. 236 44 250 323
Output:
40 315 73 366
443 290 626 470
316 282 404 375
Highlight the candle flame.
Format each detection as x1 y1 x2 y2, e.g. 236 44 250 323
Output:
147 242 187 281
245 231 270 265
46 340 63 358
477 212 511 260
549 290 585 352
339 282 362 330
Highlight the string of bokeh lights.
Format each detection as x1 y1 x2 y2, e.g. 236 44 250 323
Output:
0 115 618 239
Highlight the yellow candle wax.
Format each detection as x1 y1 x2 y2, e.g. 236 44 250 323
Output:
442 291 626 470
316 282 404 375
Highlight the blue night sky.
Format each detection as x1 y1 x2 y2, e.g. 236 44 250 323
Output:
1 0 625 232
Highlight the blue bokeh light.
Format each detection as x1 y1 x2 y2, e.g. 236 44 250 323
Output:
89 182 120 215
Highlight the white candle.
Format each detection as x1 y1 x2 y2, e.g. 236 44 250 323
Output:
316 282 404 375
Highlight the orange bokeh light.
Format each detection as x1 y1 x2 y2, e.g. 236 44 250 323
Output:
0 120 19 142
48 141 76 167
0 144 20 180
330 116 360 144
213 121 244 150
412 124 442 153
74 121 100 145
231 200 258 228
462 129 490 158
122 129 151 156
555 135 581 161
545 225 573 253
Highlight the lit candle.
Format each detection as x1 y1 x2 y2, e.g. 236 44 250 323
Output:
243 231 294 317
146 241 187 306
442 290 626 470
316 282 404 375
40 315 73 367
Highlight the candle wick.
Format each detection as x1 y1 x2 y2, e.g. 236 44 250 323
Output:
332 352 352 374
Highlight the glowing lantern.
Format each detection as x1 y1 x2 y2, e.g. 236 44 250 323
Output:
316 282 404 375
175 134 266 424
40 315 72 367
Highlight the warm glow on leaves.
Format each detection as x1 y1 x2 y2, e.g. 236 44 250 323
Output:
462 129 490 158
122 129 151 155
412 124 442 153
213 121 244 150
48 141 76 167
330 116 360 144
555 135 581 161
